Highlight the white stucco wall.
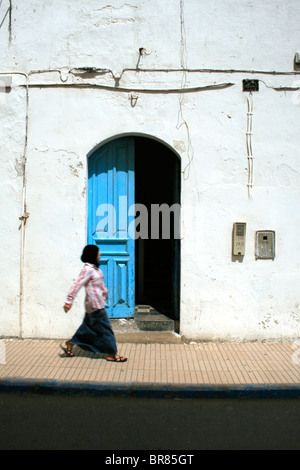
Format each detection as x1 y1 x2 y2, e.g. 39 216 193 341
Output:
0 0 299 340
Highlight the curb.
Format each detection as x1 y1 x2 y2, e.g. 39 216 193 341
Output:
0 377 299 398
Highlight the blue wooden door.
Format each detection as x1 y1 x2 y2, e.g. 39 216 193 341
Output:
88 137 135 318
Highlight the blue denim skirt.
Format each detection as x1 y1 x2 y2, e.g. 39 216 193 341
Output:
70 308 117 355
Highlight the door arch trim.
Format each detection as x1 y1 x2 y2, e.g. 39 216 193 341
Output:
87 132 181 162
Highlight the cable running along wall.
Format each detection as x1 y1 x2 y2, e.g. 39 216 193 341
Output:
246 93 254 199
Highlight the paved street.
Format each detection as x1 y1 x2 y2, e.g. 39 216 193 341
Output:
0 392 299 450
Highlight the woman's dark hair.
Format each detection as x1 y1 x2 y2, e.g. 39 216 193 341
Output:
81 244 100 267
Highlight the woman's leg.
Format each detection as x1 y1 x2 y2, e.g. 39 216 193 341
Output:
106 353 127 362
94 309 127 362
60 339 74 357
66 340 74 351
62 309 127 361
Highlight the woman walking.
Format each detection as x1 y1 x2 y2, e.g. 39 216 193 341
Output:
61 244 127 362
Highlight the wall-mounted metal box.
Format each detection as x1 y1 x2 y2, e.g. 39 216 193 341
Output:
242 79 259 92
232 223 246 256
0 75 12 91
255 231 275 260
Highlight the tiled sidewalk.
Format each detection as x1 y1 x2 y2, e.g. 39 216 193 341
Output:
0 339 299 389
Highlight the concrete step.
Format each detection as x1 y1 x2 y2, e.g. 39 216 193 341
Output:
134 305 175 332
134 314 174 332
115 330 182 344
111 306 179 343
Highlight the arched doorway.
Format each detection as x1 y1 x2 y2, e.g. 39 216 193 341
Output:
88 135 180 324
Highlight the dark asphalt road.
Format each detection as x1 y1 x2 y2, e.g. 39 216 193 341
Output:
0 392 299 451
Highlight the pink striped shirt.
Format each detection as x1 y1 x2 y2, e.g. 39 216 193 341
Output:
65 263 108 313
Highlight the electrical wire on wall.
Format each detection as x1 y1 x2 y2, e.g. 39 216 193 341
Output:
0 70 29 337
177 0 194 181
0 0 12 42
19 76 29 338
246 92 254 199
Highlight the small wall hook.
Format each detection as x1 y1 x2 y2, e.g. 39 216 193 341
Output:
129 93 139 107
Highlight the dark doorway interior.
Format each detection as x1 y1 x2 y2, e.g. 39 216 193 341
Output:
135 137 180 321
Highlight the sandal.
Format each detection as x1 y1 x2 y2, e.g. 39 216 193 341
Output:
106 355 127 363
60 343 74 357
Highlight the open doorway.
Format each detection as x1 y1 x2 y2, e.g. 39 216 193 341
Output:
134 137 181 322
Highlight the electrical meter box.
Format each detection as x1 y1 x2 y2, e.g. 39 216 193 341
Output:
232 223 246 256
255 231 275 260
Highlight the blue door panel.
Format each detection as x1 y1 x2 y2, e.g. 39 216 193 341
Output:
88 137 135 318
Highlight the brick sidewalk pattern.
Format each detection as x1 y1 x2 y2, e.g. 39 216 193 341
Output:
0 339 299 386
